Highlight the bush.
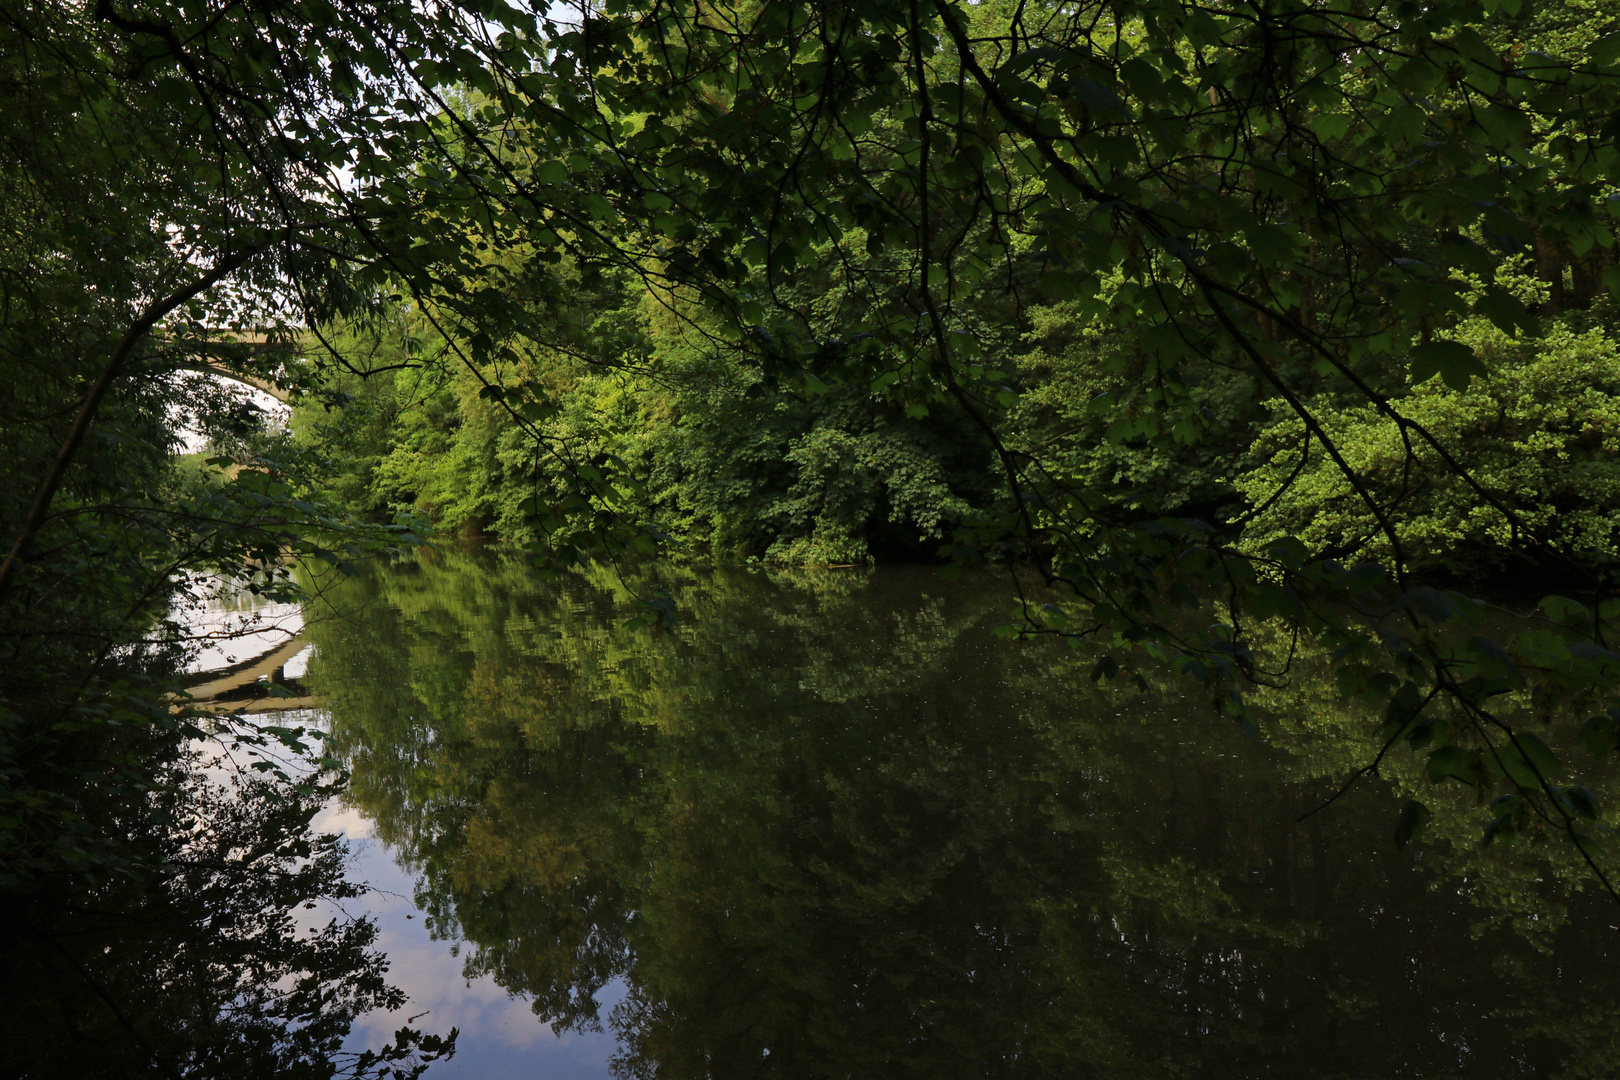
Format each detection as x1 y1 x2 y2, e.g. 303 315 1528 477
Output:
1238 311 1620 578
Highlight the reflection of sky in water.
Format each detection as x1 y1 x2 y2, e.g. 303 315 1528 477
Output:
188 585 603 1075
183 591 305 674
312 800 621 1078
221 560 1620 1079
283 644 312 679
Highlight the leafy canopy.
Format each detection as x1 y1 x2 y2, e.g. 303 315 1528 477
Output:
7 0 1620 911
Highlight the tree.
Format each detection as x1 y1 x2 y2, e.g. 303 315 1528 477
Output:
287 0 1620 888
6 0 1620 1068
0 750 457 1079
0 0 512 1069
9 0 1620 1016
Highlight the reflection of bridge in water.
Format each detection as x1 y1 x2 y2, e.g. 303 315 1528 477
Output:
181 636 325 714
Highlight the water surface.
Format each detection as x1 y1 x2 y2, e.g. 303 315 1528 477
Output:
305 553 1620 1079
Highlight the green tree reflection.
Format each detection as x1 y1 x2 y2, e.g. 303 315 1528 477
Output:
0 747 455 1079
309 554 1620 1079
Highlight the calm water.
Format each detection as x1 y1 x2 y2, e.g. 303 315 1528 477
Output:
301 552 1620 1079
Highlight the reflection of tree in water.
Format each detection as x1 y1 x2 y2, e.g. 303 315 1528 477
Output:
310 552 1620 1079
0 741 454 1079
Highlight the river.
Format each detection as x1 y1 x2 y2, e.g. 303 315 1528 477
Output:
288 550 1619 1079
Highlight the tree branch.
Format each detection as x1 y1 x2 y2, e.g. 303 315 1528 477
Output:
0 239 275 600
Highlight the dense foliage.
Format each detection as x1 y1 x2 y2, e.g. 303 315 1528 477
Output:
6 0 1620 1067
278 0 1620 893
293 296 1003 563
0 1 452 1072
300 296 1620 577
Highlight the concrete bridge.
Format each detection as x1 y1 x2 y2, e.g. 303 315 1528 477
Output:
180 635 324 714
174 362 293 403
170 329 301 403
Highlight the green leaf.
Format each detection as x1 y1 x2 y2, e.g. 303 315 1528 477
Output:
1541 594 1591 624
1461 636 1524 687
1380 680 1427 742
1426 745 1474 784
1591 31 1620 66
1246 224 1301 265
1472 285 1536 337
1497 732 1559 790
1512 731 1560 780
1335 562 1387 598
1407 718 1444 751
1604 266 1620 299
1313 112 1351 140
532 159 568 184
1565 785 1602 820
1380 104 1425 144
1041 271 1098 300
1409 340 1487 392
1396 587 1456 623
1579 714 1618 756
1393 57 1441 94
1485 794 1524 844
1393 800 1431 849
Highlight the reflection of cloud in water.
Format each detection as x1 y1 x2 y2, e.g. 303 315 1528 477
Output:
319 811 619 1079
184 599 305 674
311 802 373 840
196 580 619 1076
283 644 313 679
